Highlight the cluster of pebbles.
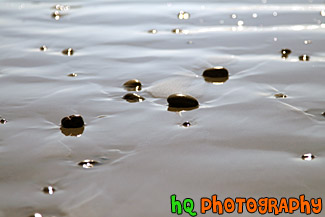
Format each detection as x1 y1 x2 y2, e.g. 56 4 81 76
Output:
280 48 310 61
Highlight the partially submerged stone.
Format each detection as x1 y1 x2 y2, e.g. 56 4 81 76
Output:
274 93 287 98
281 48 291 59
182 121 191 127
78 159 100 168
43 186 56 195
167 94 199 111
40 45 47 51
299 54 310 61
62 48 74 56
202 67 229 83
61 115 84 128
123 79 142 91
123 93 145 103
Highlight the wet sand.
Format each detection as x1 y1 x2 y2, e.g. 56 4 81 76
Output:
0 0 325 216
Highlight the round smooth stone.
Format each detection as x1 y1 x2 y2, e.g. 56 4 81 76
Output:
62 48 74 56
61 115 84 128
167 94 199 108
123 79 142 91
202 67 229 83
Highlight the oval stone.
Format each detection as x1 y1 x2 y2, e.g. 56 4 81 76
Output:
123 93 145 103
123 79 142 91
202 67 229 83
167 94 199 108
61 115 84 128
62 48 74 56
299 54 310 61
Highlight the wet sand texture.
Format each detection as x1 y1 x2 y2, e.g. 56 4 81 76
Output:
0 0 325 216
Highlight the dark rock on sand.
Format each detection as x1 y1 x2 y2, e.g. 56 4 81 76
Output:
281 48 291 59
78 159 100 168
182 121 191 127
299 54 310 61
62 48 74 56
167 94 199 108
202 67 229 83
40 45 47 51
42 186 56 195
123 79 142 91
274 93 287 98
61 115 84 128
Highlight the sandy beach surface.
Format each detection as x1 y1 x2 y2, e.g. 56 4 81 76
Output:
0 0 324 216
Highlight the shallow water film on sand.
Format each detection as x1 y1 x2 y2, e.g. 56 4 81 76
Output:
0 0 325 216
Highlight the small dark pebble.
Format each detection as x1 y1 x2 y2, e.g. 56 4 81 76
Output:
202 67 229 83
68 73 77 77
182 121 191 127
281 48 291 59
172 28 183 34
148 29 157 34
167 94 199 109
40 45 47 51
301 153 315 161
274 93 287 98
78 159 100 168
52 11 61 20
123 79 142 91
62 48 74 56
322 112 325 117
42 186 56 195
0 119 7 124
61 115 84 128
123 93 145 103
299 54 310 61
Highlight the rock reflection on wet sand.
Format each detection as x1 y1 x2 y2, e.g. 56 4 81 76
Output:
123 93 145 103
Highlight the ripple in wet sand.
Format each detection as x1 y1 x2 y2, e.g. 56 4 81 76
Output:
78 159 100 168
61 115 84 128
43 186 56 195
202 67 229 83
123 79 142 91
299 54 310 61
123 93 145 103
281 48 291 59
301 153 315 161
167 94 199 112
62 48 74 56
